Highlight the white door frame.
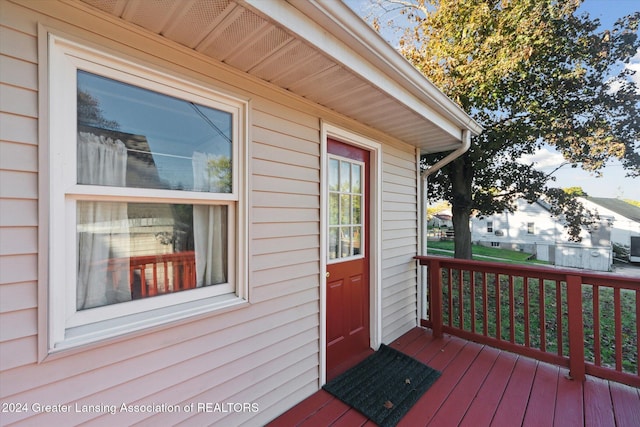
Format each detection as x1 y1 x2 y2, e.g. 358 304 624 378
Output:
319 121 382 385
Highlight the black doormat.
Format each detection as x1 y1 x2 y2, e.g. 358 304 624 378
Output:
322 344 440 427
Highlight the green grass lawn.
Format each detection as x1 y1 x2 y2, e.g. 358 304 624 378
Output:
426 240 548 265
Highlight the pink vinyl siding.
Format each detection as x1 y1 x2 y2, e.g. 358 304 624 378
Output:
381 144 419 342
0 0 422 424
0 2 322 424
0 4 40 377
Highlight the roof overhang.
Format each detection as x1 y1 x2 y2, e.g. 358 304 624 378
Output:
79 0 482 153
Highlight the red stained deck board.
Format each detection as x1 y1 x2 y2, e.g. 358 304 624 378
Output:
458 350 518 427
389 327 428 350
418 334 467 367
297 398 351 427
390 327 431 356
553 369 585 427
584 377 616 427
414 335 460 365
266 390 334 426
490 356 538 426
399 340 483 426
268 328 640 427
428 345 501 426
610 381 640 427
330 408 368 427
522 363 560 427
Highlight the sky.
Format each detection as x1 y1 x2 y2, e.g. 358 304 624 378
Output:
544 0 639 200
345 0 640 200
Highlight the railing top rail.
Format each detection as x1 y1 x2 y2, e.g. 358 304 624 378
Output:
128 251 196 263
414 255 640 288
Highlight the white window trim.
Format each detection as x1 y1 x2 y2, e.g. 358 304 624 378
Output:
46 34 248 352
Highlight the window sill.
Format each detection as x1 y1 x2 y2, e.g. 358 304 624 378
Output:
49 293 248 354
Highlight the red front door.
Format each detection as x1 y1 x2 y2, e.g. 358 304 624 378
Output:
326 139 370 380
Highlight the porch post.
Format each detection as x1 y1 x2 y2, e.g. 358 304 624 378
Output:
566 274 586 381
429 259 443 338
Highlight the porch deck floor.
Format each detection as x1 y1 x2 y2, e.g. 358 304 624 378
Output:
268 327 640 426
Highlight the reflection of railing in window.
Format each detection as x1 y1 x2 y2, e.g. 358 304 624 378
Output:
105 251 197 299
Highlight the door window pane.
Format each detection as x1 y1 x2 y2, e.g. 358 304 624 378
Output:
329 193 339 225
329 228 339 260
340 227 351 257
329 159 339 191
340 161 351 192
328 155 364 261
352 226 362 256
77 71 232 193
353 195 361 224
340 194 351 225
352 164 361 193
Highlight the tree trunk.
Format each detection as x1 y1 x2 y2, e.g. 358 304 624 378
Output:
448 156 473 259
452 206 472 259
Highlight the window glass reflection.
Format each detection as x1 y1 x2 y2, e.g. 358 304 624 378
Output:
329 193 339 225
329 228 339 260
353 195 361 224
76 201 228 310
352 226 361 255
328 156 364 261
340 161 351 192
352 164 361 193
329 159 339 192
340 194 351 225
77 71 232 193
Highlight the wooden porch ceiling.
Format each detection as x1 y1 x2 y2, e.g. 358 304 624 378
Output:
78 0 480 153
269 327 640 426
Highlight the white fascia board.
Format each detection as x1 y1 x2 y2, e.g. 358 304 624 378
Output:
304 0 482 136
241 0 482 142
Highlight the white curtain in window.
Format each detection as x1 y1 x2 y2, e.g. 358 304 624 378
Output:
76 132 131 309
192 152 227 286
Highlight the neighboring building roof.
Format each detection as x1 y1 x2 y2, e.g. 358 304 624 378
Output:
584 197 640 223
434 214 452 221
78 0 482 154
534 198 552 212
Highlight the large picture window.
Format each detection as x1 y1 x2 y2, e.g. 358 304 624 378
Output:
48 35 247 350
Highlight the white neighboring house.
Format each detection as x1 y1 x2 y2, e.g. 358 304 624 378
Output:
427 206 453 228
470 198 612 271
578 197 640 262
